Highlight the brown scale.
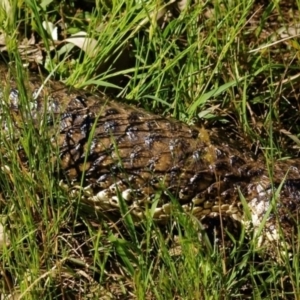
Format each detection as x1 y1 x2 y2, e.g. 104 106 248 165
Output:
1 64 300 253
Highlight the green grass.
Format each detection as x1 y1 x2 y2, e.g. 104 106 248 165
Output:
0 0 300 299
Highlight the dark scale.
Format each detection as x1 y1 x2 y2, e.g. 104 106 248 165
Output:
128 111 144 122
147 156 159 171
9 88 19 108
146 120 157 130
169 138 189 154
103 120 118 133
74 96 87 108
129 146 143 166
89 139 98 154
80 114 94 137
189 172 207 185
88 155 108 170
285 179 300 190
245 166 264 178
126 125 138 141
111 164 124 175
60 113 74 131
104 108 119 116
47 98 61 114
96 173 110 183
144 133 160 148
61 129 85 152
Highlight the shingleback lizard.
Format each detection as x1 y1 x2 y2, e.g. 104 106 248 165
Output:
1 63 300 252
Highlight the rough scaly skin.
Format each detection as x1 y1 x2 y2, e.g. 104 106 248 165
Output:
0 64 300 250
